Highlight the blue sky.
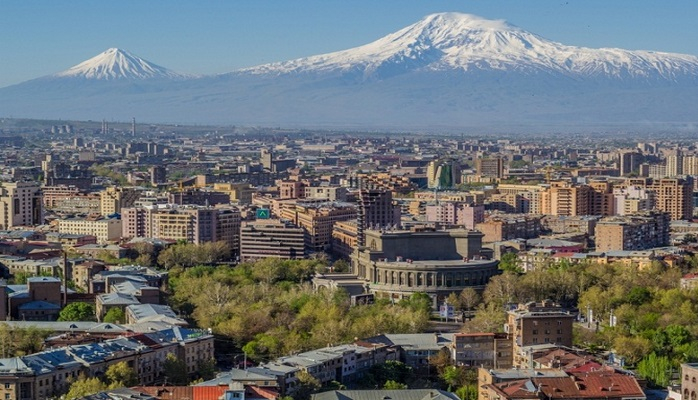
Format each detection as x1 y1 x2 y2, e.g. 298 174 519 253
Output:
1 0 696 87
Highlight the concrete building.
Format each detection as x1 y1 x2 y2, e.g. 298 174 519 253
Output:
476 158 504 180
595 211 670 252
0 181 43 229
240 219 306 261
475 214 542 243
213 182 255 205
451 333 512 369
427 158 462 188
506 301 575 367
57 216 122 244
426 202 484 229
99 186 140 216
359 189 401 230
332 220 357 259
350 227 498 307
613 185 654 216
121 205 240 252
681 363 698 400
541 182 591 217
281 202 356 253
648 178 693 220
618 150 642 176
149 166 166 185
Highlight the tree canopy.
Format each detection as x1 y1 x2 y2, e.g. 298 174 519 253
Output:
58 302 96 322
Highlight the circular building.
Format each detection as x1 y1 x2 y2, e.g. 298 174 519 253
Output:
351 227 499 308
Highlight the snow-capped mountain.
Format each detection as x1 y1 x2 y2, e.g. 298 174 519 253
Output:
243 12 698 80
1 13 697 132
53 48 186 80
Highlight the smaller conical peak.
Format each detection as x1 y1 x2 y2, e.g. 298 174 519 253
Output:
54 48 183 80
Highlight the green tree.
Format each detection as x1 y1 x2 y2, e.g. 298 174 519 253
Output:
459 287 480 311
637 353 672 387
105 361 138 387
163 353 189 385
197 358 217 381
332 259 350 273
294 371 321 400
58 302 96 322
441 366 469 391
103 308 125 324
383 380 408 389
456 384 478 400
65 374 108 399
613 336 652 366
463 303 506 333
498 252 522 274
369 361 413 386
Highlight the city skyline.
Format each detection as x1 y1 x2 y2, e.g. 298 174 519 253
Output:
1 0 697 87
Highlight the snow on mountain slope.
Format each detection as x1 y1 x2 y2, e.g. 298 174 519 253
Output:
1 13 697 131
53 48 187 80
243 12 698 80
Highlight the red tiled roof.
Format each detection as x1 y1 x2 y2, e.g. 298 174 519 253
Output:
533 372 645 399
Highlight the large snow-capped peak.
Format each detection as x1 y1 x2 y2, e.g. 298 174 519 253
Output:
244 12 698 79
54 48 185 80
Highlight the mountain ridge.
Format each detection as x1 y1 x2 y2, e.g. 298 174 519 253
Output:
1 12 697 131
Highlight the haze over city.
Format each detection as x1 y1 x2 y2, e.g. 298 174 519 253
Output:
1 2 698 400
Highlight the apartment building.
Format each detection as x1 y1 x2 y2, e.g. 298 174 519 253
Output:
426 202 484 229
281 202 356 253
451 332 512 369
475 214 542 243
506 301 575 367
0 181 43 229
595 211 670 252
121 205 240 252
58 215 122 244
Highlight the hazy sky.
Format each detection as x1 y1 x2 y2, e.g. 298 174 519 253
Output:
1 0 696 87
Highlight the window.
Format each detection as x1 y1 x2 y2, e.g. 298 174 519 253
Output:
557 329 562 334
532 329 538 334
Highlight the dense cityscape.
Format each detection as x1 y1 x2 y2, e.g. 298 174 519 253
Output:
0 118 695 400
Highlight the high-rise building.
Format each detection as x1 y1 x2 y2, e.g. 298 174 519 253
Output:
666 149 683 177
100 187 140 216
647 178 693 220
540 182 591 217
427 158 462 188
359 189 401 229
618 150 642 176
0 181 43 229
149 166 166 185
